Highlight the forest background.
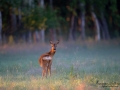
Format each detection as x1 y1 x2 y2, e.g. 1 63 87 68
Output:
0 0 120 44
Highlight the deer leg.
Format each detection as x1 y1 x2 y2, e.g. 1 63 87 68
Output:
48 61 52 76
44 67 48 78
47 65 51 76
48 66 51 76
42 67 44 78
46 65 49 77
42 66 47 78
42 66 46 78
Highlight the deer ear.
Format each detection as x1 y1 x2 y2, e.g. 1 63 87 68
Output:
56 40 59 44
50 40 53 44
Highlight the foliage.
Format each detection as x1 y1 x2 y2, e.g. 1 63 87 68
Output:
0 0 22 8
45 7 60 29
0 0 120 42
92 0 108 12
22 6 64 31
22 6 47 30
67 0 78 16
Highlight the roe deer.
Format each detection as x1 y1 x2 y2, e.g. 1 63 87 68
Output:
38 40 59 78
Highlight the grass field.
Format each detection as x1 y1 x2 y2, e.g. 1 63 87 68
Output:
0 41 120 90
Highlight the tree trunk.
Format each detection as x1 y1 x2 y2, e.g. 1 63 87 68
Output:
57 28 63 42
53 28 57 41
91 12 100 41
18 8 22 27
69 15 75 41
27 0 33 7
50 29 53 40
98 20 105 39
33 31 38 43
81 12 85 40
22 30 32 43
10 8 17 32
49 29 57 41
39 29 45 42
39 0 44 8
40 29 45 43
49 0 57 41
28 31 32 43
50 0 53 9
39 0 45 43
36 30 40 42
0 11 2 44
22 33 26 43
101 12 110 39
23 0 34 43
2 34 7 44
80 3 85 40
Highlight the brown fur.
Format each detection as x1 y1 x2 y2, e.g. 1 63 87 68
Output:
39 50 55 67
38 40 59 78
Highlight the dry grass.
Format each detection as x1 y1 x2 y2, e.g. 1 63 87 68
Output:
0 40 120 90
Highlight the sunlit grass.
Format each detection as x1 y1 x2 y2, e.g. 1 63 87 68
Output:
0 42 120 90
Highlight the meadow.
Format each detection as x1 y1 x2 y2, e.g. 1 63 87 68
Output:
0 41 120 90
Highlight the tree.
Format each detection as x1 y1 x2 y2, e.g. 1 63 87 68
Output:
67 0 78 41
0 0 120 44
0 11 2 44
0 0 23 44
79 0 86 40
39 0 45 43
45 7 60 41
92 0 110 39
91 11 100 41
107 0 120 38
49 0 57 41
22 6 47 42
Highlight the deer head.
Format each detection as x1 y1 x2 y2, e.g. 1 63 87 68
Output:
50 40 59 51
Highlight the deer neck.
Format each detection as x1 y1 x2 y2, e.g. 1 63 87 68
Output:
49 49 56 57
